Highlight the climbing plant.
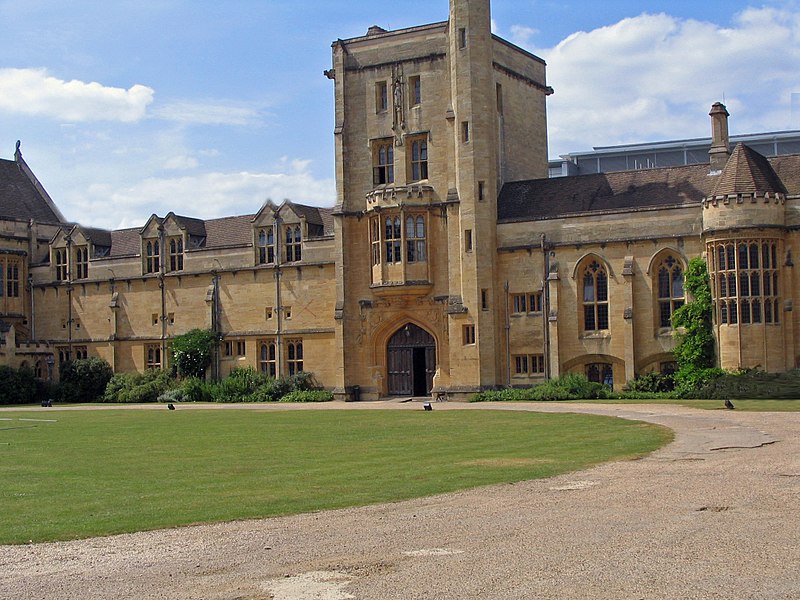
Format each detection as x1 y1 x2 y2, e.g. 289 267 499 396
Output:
170 328 218 380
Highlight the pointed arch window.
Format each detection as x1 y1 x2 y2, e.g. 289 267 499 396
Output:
285 225 302 262
145 240 160 274
385 217 402 263
259 340 277 377
405 215 426 263
657 255 684 327
258 227 275 264
74 246 89 279
582 260 609 331
167 237 184 272
55 248 68 281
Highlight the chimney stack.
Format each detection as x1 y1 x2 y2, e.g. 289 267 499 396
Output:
708 102 730 172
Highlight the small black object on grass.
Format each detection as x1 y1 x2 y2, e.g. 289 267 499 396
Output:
423 402 432 411
167 403 176 410
724 398 735 410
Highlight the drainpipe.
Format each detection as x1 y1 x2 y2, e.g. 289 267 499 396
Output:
28 274 35 340
66 233 73 358
274 215 284 376
542 233 551 380
211 270 221 381
504 280 510 386
158 223 167 369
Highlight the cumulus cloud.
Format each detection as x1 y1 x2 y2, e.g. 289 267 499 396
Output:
65 160 336 229
510 25 538 48
0 68 153 122
529 7 800 156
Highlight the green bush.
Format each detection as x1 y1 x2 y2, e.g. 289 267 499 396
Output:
170 329 218 380
625 371 675 394
102 369 176 403
691 369 800 399
157 388 187 403
673 366 725 398
211 367 272 402
470 374 613 402
280 390 333 403
0 365 38 405
178 377 213 402
58 357 114 403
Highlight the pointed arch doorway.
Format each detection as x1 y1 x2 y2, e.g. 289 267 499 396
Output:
387 323 436 396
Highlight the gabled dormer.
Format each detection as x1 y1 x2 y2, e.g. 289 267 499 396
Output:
50 224 104 281
251 199 329 266
139 215 164 275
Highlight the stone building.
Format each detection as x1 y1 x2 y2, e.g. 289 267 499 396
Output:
2 0 800 398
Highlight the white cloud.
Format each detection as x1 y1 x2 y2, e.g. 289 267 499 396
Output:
0 68 153 122
64 160 335 229
510 24 538 48
163 155 199 170
153 100 264 126
530 8 800 156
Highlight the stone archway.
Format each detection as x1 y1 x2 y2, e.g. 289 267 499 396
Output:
386 323 436 396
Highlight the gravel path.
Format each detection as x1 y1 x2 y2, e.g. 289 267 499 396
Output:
1 402 798 599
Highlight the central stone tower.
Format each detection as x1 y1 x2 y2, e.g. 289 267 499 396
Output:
329 0 551 399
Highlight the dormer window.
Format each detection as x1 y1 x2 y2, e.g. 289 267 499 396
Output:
285 225 301 262
145 240 160 274
257 227 275 264
54 248 68 281
74 246 89 279
167 237 184 272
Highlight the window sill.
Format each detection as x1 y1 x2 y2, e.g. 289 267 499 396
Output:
580 331 611 339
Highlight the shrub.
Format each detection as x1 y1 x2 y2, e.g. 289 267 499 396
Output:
179 377 213 402
470 374 613 402
0 365 38 405
625 371 675 394
280 390 333 403
170 329 218 380
102 369 176 403
157 388 187 404
210 367 272 402
673 366 725 398
691 369 800 399
58 357 114 403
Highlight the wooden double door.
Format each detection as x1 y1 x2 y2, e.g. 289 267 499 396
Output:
387 324 436 396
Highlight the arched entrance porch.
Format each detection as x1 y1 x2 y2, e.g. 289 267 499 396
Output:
386 323 436 396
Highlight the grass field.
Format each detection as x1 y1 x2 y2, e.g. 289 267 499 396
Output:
0 409 671 545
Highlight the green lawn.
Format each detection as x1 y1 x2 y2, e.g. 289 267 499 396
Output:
0 409 670 544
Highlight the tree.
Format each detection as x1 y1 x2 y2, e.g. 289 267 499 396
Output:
170 329 218 379
671 257 720 393
59 357 114 403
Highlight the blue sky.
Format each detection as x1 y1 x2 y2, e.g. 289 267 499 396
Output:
2 0 799 229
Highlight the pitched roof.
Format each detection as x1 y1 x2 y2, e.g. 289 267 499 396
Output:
711 143 787 197
203 214 254 248
77 225 112 248
171 214 207 237
0 158 65 224
109 229 141 257
498 163 716 222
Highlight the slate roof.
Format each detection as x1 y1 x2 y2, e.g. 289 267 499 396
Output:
711 143 788 196
203 214 254 248
499 147 800 223
0 158 64 224
498 163 716 222
108 229 141 257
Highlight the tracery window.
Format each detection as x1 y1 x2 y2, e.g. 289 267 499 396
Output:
167 237 184 272
285 225 302 262
259 340 277 377
145 344 162 369
405 215 426 263
3 259 20 297
257 227 275 265
370 218 381 266
373 139 394 185
74 246 89 279
145 240 160 274
582 260 609 331
286 339 303 375
587 363 613 387
657 255 684 327
55 248 68 281
709 240 780 325
385 217 402 264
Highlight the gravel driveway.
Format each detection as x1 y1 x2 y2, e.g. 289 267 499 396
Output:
1 402 798 599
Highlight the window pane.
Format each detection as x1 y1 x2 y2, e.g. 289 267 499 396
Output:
750 244 759 268
672 268 683 298
597 304 609 329
596 272 608 302
738 243 748 269
416 216 424 238
658 268 670 298
718 246 726 270
751 273 760 297
583 273 594 302
584 305 595 330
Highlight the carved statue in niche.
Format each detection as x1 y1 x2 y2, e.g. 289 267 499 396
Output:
391 63 405 143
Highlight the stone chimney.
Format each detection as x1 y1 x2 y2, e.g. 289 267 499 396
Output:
708 102 730 173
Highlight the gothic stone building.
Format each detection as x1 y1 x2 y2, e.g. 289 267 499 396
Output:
3 0 800 399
